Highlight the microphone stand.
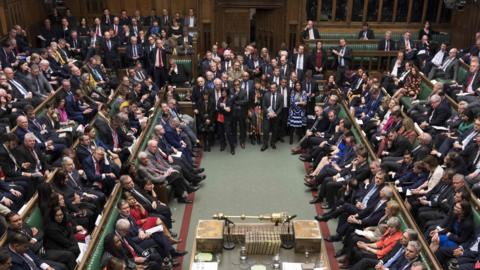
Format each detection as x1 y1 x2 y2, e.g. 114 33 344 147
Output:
222 217 236 250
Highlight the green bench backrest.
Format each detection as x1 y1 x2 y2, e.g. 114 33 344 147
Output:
85 196 121 270
418 81 433 101
457 66 468 84
175 59 193 81
26 206 43 231
473 207 480 228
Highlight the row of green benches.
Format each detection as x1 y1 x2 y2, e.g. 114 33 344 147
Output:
315 32 450 43
337 96 441 270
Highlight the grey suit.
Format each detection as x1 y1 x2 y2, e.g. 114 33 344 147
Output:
428 57 459 80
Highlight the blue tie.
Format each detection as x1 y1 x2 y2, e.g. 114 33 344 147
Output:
384 247 404 267
362 185 377 205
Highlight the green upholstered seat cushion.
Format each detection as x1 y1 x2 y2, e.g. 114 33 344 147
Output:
26 207 43 230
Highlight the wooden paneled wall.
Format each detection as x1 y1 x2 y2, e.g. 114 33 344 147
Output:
450 2 480 49
0 0 46 38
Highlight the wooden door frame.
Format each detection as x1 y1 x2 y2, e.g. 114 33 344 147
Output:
214 0 286 52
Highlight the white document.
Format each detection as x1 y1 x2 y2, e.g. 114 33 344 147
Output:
191 262 218 270
432 126 449 131
172 151 183 158
76 242 88 263
95 214 102 226
354 229 375 239
146 225 164 234
282 262 303 270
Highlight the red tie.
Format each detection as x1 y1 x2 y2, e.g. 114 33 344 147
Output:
113 130 119 148
95 161 100 175
122 238 137 258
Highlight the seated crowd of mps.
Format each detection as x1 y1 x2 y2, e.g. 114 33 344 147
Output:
0 7 210 270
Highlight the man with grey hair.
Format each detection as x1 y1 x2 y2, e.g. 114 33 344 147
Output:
350 229 418 270
428 48 459 80
376 241 421 270
417 93 451 133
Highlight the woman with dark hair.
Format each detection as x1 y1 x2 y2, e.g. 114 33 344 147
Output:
287 81 307 144
392 66 421 101
51 171 97 231
430 201 474 249
418 21 438 40
43 206 80 270
101 233 159 270
77 17 90 36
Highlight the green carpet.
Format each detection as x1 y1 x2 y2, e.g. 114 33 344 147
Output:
169 142 339 269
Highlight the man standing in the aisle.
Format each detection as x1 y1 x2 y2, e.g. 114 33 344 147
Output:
261 83 283 151
150 38 168 88
332 39 352 85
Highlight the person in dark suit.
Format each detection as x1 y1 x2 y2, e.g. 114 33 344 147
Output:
101 9 114 27
125 36 144 67
231 80 248 152
0 40 16 68
435 230 480 270
309 41 327 78
378 31 397 51
149 38 168 88
457 57 480 104
301 20 320 40
358 23 375 40
216 88 235 153
6 213 67 270
14 132 51 177
397 32 416 60
7 233 57 270
65 89 96 125
261 83 283 151
332 39 352 85
374 241 421 270
418 94 452 132
82 147 119 195
144 9 159 26
381 130 412 158
292 45 308 81
120 175 174 229
197 91 216 151
0 133 33 197
100 31 120 69
167 58 189 86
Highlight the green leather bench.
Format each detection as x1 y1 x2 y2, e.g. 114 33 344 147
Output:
25 206 43 231
85 195 121 270
174 58 193 82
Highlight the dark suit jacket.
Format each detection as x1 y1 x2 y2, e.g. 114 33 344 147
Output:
389 256 419 270
358 29 375 39
231 89 248 117
428 104 452 126
302 28 320 40
0 145 23 178
334 46 352 68
148 47 167 70
308 48 327 70
378 38 397 51
262 92 283 117
125 44 144 64
169 64 189 85
76 144 93 164
358 199 387 227
441 211 475 245
292 53 308 71
8 247 45 270
82 156 119 185
14 144 50 172
387 136 412 157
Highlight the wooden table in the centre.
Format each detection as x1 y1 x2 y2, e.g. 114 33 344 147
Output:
188 220 332 270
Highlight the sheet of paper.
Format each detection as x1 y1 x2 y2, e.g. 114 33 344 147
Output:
76 242 88 263
145 225 164 234
282 262 303 270
191 262 218 270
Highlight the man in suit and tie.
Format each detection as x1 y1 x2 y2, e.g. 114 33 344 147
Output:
82 147 119 195
184 8 197 29
125 36 144 67
101 8 114 27
332 39 352 85
100 31 120 69
358 22 375 40
398 32 415 60
373 241 422 270
301 20 320 40
149 38 168 88
292 44 308 81
457 56 480 104
4 68 42 107
7 233 56 270
378 31 396 51
168 58 189 86
419 94 452 132
261 83 283 151
428 48 459 80
160 9 171 30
